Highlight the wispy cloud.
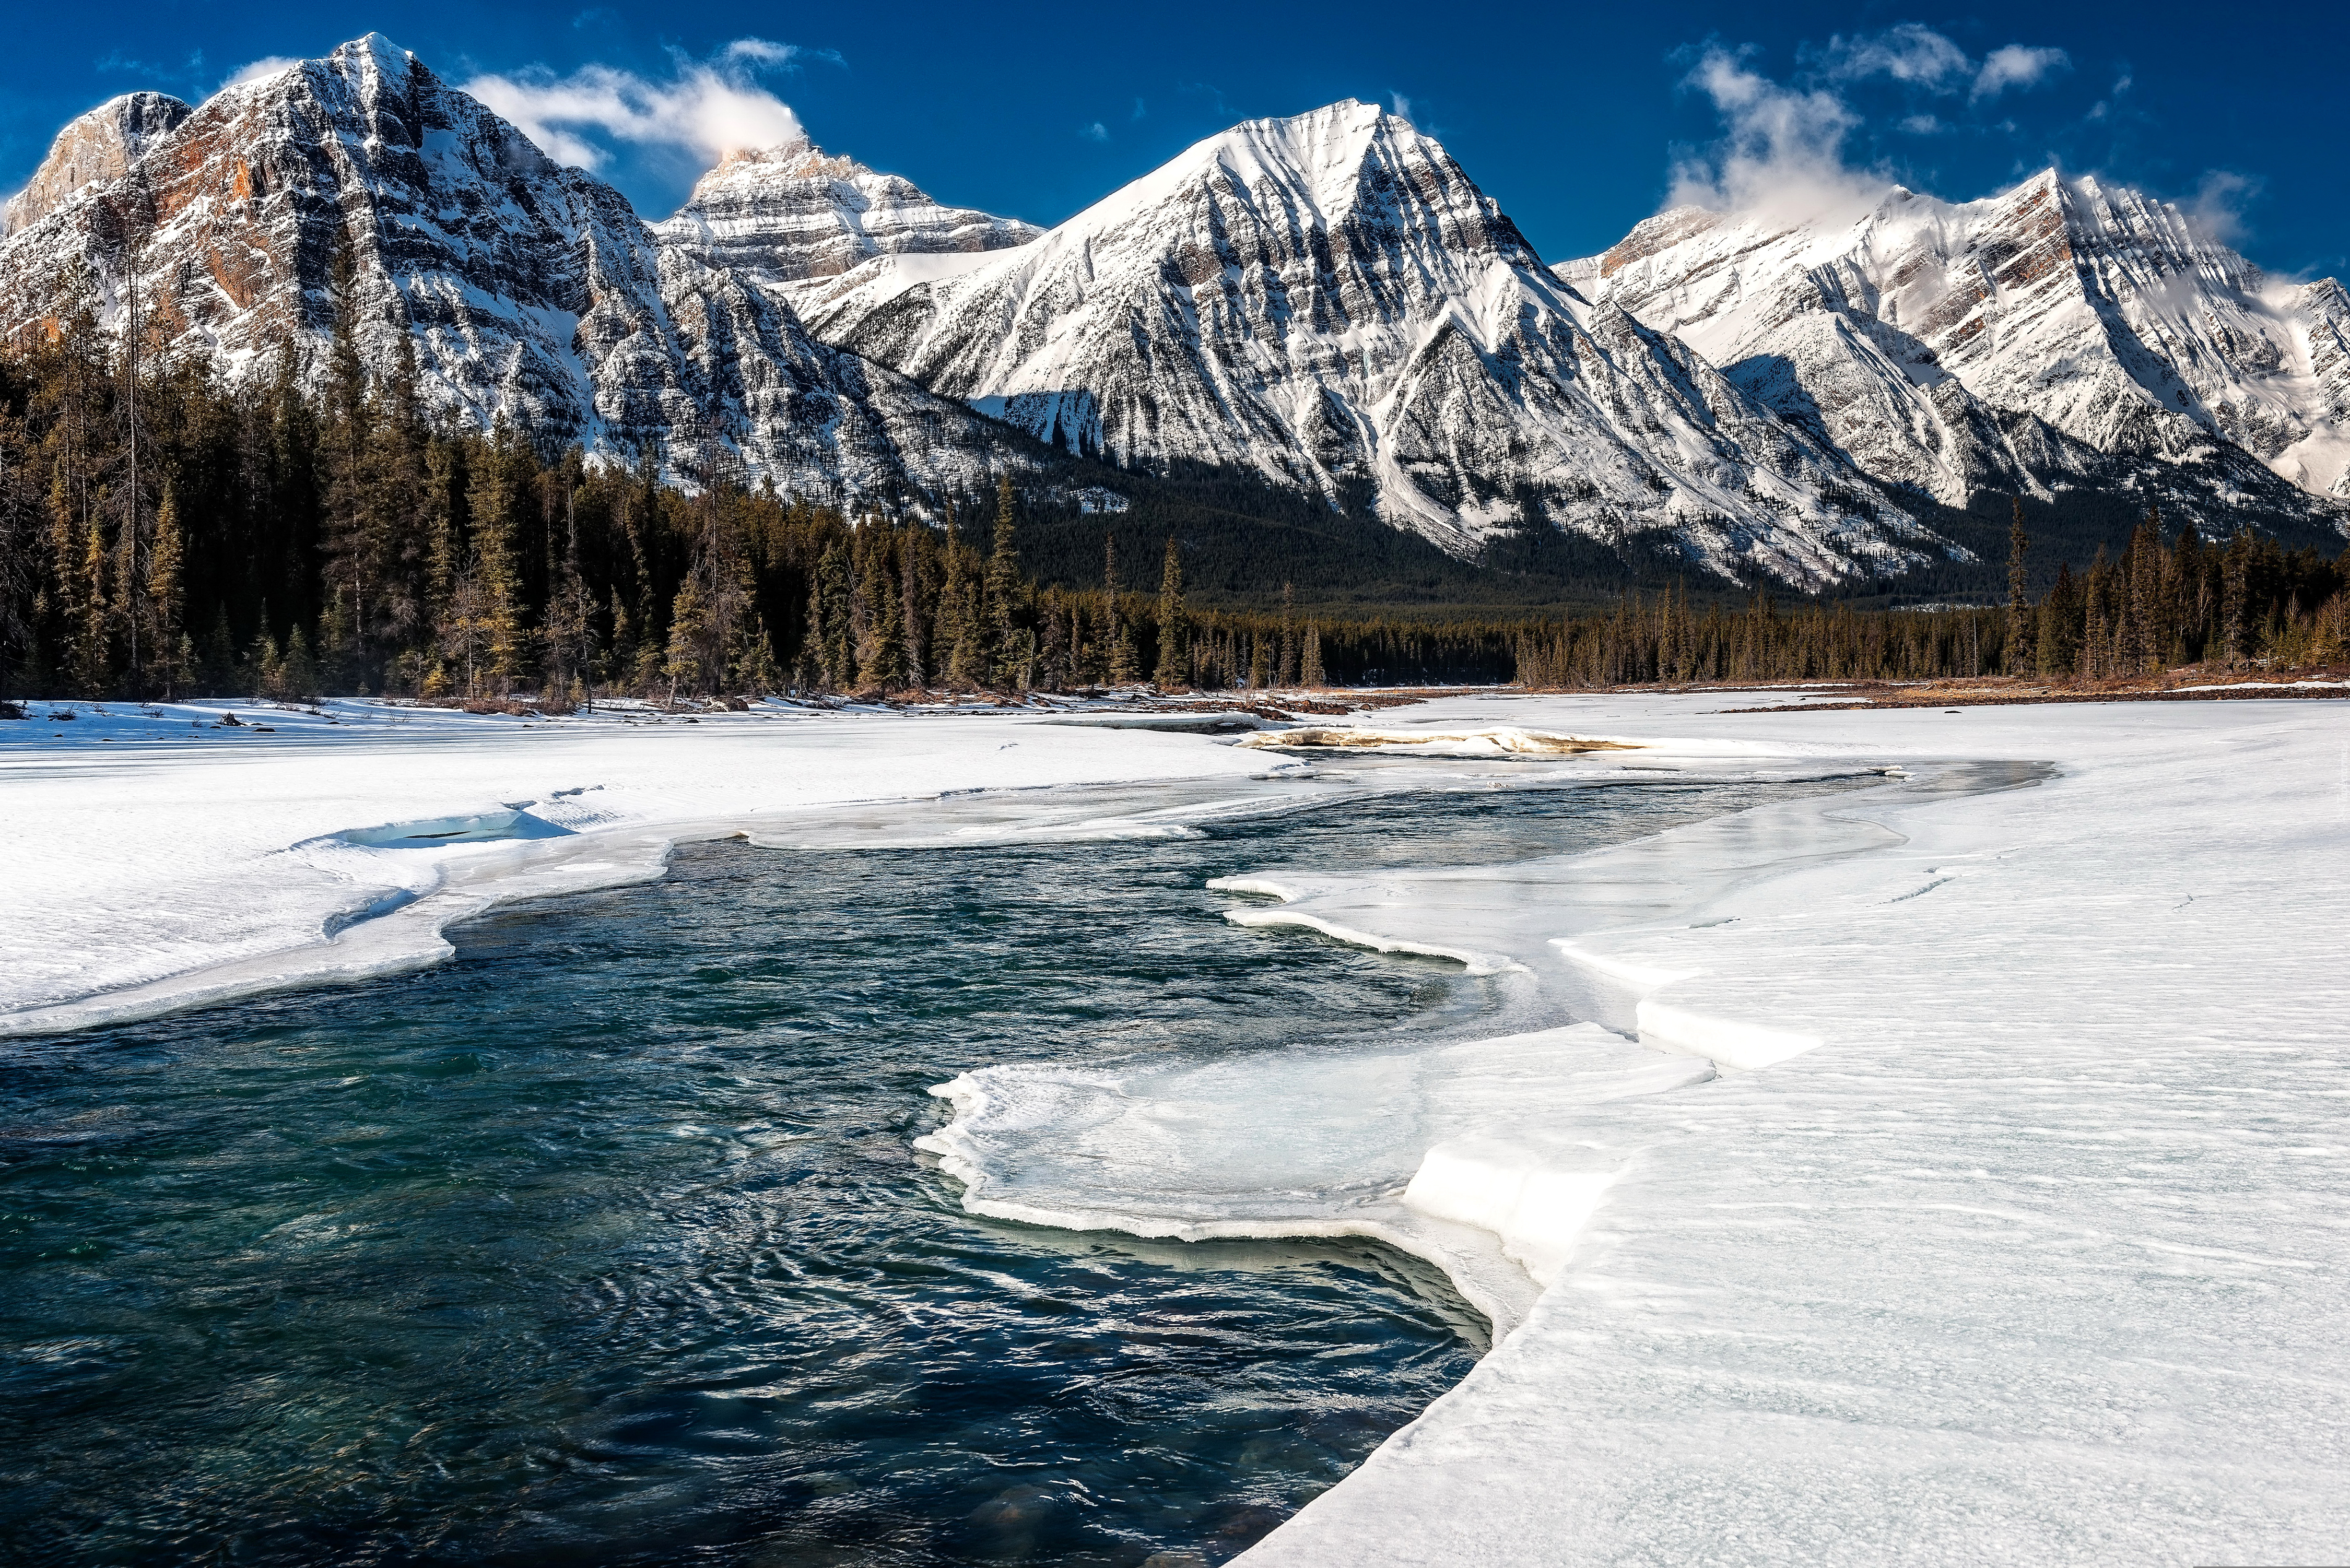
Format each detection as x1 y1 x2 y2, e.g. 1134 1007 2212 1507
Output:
1670 24 2077 218
1670 43 1869 218
1080 121 1109 143
1390 91 1414 123
1971 44 2071 101
461 40 818 170
2188 170 2260 245
222 56 301 90
1811 24 1970 90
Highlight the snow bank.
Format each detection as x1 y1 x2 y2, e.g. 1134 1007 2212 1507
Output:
918 693 2350 1565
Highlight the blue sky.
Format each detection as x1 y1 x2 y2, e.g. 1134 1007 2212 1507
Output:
7 1 2345 277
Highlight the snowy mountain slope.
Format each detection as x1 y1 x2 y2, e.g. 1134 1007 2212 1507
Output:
1566 174 2350 522
0 37 1030 501
0 91 190 238
655 138 1040 285
791 101 1939 585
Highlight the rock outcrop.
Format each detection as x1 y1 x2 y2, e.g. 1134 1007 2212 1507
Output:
656 138 1040 285
1 91 191 236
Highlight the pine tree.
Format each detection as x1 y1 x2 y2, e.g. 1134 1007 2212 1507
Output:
1153 535 1187 688
943 535 986 688
468 426 526 690
1277 582 1298 687
1300 622 1325 687
281 624 319 700
984 477 1025 685
146 484 185 695
860 541 909 690
2005 497 2033 675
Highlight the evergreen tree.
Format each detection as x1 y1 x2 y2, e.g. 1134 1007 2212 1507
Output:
2005 497 2032 674
1300 623 1325 687
1153 535 1187 688
860 540 909 689
984 477 1025 685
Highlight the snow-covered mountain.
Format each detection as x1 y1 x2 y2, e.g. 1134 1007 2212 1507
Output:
13 41 2334 587
0 91 190 237
0 36 1027 501
1562 173 2350 521
655 137 1040 284
787 101 1938 584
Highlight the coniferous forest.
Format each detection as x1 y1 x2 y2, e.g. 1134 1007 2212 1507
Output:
2 299 2345 705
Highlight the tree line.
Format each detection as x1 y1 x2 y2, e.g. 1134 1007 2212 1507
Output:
0 279 1516 703
1514 504 2347 688
3 284 2342 705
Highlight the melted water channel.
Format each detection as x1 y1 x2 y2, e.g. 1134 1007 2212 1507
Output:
2 773 1856 1566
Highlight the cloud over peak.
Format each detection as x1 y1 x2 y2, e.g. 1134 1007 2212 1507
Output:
1670 22 2075 220
461 40 817 172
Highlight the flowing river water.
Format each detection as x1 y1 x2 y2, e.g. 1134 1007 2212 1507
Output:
2 770 1860 1566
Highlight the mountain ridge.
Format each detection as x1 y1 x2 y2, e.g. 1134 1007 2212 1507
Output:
1 37 2339 603
1560 171 2350 533
788 100 1946 587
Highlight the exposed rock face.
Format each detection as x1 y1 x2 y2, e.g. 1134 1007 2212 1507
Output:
0 36 1027 501
656 138 1040 284
1566 175 2350 525
1 92 191 237
793 101 1935 585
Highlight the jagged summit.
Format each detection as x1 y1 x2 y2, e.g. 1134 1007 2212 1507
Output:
1 91 192 237
4 42 2334 590
1565 169 2350 520
657 137 1041 286
791 100 1931 584
0 34 1033 501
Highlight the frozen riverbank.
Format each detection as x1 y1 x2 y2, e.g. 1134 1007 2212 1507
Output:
6 690 2345 1563
1224 695 2348 1564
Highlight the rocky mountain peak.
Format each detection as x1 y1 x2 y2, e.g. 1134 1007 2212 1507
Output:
794 100 1929 584
2 91 192 237
660 137 1040 286
0 33 1030 504
1569 166 2350 521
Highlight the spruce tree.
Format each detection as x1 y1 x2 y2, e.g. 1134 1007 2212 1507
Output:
861 544 909 690
984 477 1024 684
2005 497 2032 675
1277 583 1298 687
1300 623 1325 688
1153 535 1187 688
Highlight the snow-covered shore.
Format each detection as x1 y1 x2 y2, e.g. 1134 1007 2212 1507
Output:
5 690 2344 1562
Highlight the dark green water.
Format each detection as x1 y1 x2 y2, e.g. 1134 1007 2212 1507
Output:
1 774 1848 1566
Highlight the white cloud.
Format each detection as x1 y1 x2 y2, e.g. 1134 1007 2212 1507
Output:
1390 91 1414 122
1080 121 1109 143
2187 170 2259 246
461 43 807 170
720 39 799 67
1669 44 1875 220
1670 28 2082 220
1814 24 1971 90
1972 45 2071 101
223 56 300 90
